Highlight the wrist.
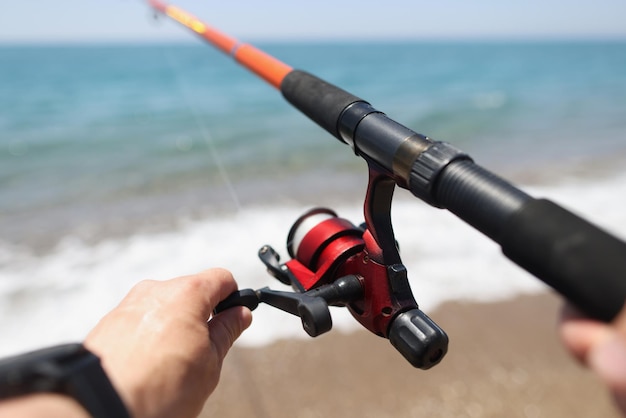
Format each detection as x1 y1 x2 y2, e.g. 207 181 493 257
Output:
0 343 131 418
0 393 90 418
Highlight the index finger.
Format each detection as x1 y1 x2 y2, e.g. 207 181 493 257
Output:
171 268 239 320
559 303 613 363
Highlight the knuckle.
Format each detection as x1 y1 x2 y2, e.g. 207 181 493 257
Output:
129 279 158 295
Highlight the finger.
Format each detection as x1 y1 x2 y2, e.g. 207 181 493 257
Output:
588 336 626 391
171 268 240 320
559 306 613 363
208 306 253 361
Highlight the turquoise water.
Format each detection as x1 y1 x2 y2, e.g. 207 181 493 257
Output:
1 41 626 354
2 42 626 249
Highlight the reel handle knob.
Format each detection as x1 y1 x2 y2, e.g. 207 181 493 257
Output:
258 288 332 337
388 308 448 370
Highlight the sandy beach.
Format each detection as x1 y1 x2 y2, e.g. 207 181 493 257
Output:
201 292 620 417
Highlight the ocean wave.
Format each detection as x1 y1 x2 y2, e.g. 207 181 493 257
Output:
2 171 625 356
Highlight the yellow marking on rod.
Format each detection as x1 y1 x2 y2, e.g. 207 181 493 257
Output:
166 6 206 34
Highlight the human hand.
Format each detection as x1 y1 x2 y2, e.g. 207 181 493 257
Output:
0 268 251 418
81 268 252 418
560 303 626 413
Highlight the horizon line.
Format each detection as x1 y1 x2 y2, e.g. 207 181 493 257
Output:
2 34 626 47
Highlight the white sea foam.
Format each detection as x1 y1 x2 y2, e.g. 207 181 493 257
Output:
1 171 625 357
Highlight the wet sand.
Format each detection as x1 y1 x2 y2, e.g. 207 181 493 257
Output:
200 292 620 417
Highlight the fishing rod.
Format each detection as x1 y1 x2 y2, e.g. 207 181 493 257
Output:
148 0 626 369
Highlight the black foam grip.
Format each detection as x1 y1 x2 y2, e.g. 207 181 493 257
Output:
280 70 363 141
501 199 626 322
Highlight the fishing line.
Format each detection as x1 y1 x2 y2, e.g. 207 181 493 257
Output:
157 43 271 418
160 45 243 212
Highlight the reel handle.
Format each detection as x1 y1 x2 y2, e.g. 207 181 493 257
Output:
213 287 332 337
257 288 332 337
214 289 260 314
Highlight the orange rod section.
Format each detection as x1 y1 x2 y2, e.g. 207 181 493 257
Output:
148 0 292 89
233 44 292 89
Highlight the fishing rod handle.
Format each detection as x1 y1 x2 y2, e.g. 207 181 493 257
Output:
432 159 626 323
410 142 626 323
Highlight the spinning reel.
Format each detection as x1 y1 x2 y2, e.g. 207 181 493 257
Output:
216 165 448 370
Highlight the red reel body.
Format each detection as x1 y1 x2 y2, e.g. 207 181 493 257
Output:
284 208 418 338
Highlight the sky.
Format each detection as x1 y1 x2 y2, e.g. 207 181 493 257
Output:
1 0 626 43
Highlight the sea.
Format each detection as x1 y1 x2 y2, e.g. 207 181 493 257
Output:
1 41 626 356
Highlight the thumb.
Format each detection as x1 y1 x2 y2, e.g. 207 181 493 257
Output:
208 306 253 360
589 335 626 391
